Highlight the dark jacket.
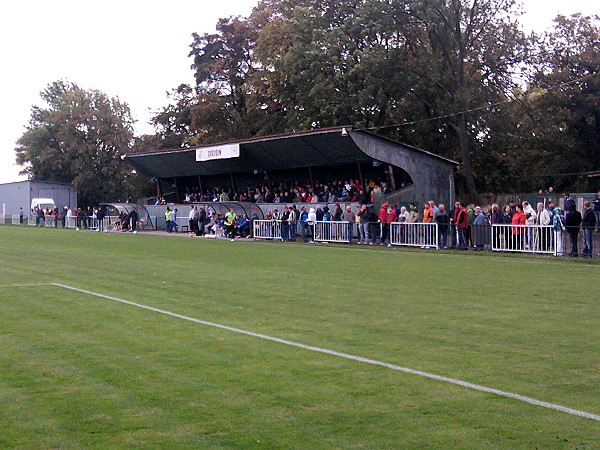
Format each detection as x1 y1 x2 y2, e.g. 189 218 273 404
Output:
564 210 582 231
582 208 596 229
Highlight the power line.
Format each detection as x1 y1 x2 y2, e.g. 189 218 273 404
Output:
371 72 598 131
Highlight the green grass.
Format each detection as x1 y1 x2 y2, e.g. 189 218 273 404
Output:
0 225 598 448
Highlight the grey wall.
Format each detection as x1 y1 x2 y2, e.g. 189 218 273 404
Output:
350 131 456 208
0 181 77 217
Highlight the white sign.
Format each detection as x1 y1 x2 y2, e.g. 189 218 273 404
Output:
196 143 240 162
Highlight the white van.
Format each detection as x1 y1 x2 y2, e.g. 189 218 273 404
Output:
31 198 57 211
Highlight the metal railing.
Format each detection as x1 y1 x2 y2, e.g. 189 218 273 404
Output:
253 220 283 240
491 224 556 255
313 221 352 243
390 222 439 248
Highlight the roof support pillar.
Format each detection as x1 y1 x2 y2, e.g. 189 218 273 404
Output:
230 173 236 192
388 164 397 191
173 177 181 203
357 162 363 184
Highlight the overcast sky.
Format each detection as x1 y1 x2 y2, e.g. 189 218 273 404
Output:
0 0 597 184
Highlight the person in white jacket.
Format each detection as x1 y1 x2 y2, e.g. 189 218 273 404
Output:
536 202 551 252
522 201 537 249
307 208 317 242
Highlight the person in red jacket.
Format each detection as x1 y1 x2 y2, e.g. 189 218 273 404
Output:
378 203 397 246
511 204 527 250
456 203 469 248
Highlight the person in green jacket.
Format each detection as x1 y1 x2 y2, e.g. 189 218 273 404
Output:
224 209 237 241
165 207 173 232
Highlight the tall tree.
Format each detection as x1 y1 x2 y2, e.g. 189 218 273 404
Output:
386 0 528 200
15 81 149 206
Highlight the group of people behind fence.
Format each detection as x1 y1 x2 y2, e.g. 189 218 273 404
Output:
248 192 599 257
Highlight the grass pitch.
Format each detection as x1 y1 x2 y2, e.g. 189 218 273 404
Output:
0 225 598 448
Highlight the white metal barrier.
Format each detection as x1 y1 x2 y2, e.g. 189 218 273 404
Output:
390 222 439 248
491 224 556 254
313 221 352 243
11 215 20 225
253 220 283 240
313 221 353 243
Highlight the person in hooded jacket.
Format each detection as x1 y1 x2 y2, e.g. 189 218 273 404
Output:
553 206 565 256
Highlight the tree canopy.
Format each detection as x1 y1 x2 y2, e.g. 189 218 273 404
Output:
17 2 599 202
151 0 599 198
16 81 151 206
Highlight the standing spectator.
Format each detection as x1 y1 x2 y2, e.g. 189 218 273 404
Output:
378 203 397 246
19 207 24 224
553 206 565 256
535 202 551 251
456 203 469 249
593 191 600 232
97 206 106 232
77 208 85 230
171 209 179 233
333 204 343 221
564 193 575 213
341 206 355 243
130 208 138 233
307 208 317 242
423 202 434 223
473 206 489 249
189 206 200 236
581 201 596 257
281 207 291 241
287 205 297 241
564 203 582 257
165 207 173 232
490 204 502 249
299 206 309 242
198 207 206 236
449 201 461 248
378 203 391 246
511 204 527 250
466 204 475 247
357 205 370 245
435 204 450 248
490 204 501 224
408 203 419 223
522 201 537 249
224 208 237 241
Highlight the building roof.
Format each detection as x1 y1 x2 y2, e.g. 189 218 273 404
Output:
124 127 458 178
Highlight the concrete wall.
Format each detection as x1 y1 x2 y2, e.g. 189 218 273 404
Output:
0 181 77 217
350 131 456 209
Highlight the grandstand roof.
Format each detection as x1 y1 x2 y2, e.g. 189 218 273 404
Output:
124 127 458 179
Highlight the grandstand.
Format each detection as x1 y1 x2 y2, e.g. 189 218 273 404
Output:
123 127 458 209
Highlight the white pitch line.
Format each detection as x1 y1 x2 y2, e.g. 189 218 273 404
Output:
0 283 54 288
10 281 596 422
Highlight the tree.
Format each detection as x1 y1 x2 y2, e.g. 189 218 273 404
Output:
526 14 600 187
15 80 151 206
